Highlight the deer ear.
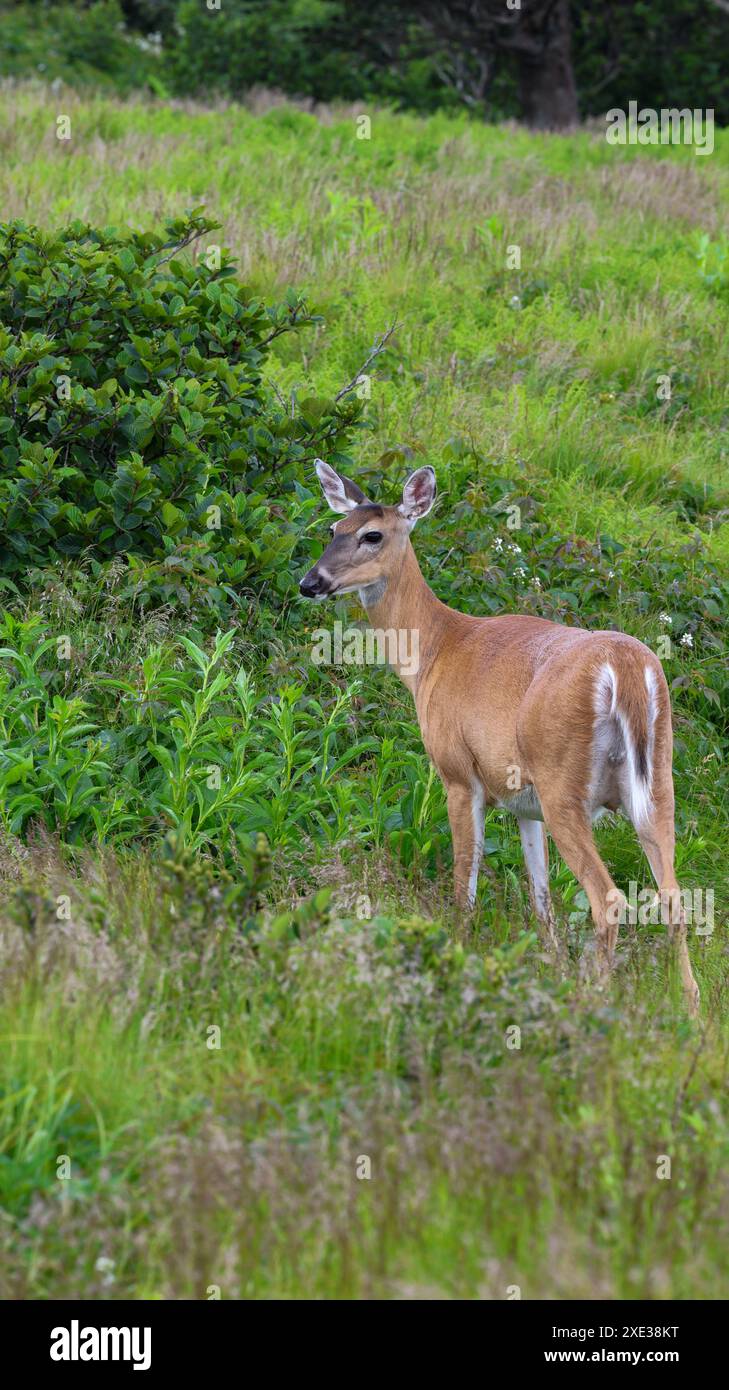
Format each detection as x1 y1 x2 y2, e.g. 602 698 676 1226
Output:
315 459 368 514
398 466 436 526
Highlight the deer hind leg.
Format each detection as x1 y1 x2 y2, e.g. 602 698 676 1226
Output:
518 818 559 951
535 791 625 982
446 779 484 912
629 771 700 1017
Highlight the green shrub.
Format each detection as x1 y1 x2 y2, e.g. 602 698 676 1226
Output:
165 0 469 114
0 1 161 94
2 1 728 122
0 212 364 609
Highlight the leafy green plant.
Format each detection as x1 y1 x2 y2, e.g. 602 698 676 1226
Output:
692 232 728 291
324 191 387 250
0 212 364 609
0 614 384 854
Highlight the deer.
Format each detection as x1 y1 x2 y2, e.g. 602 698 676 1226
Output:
299 459 700 1015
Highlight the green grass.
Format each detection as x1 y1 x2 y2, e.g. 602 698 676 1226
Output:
0 84 728 1300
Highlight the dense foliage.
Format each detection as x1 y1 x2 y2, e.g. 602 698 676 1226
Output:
0 0 163 94
2 0 728 123
0 214 361 608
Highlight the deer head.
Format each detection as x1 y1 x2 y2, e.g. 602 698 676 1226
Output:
299 459 436 601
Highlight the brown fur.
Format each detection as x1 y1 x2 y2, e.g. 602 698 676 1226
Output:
301 479 699 1015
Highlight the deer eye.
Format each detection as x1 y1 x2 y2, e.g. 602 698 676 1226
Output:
361 531 383 545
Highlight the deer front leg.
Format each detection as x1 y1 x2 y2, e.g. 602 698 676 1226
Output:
446 780 484 911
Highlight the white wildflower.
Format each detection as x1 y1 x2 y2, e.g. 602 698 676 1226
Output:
95 1256 116 1288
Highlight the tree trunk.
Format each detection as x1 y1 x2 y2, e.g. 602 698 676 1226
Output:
516 0 579 129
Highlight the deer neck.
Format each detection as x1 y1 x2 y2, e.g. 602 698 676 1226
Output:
358 540 450 695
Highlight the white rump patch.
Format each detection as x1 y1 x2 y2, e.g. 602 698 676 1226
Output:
594 662 618 720
592 661 656 828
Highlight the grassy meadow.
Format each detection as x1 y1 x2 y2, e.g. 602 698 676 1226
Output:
0 83 728 1300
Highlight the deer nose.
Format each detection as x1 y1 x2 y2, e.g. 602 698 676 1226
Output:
299 570 327 598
